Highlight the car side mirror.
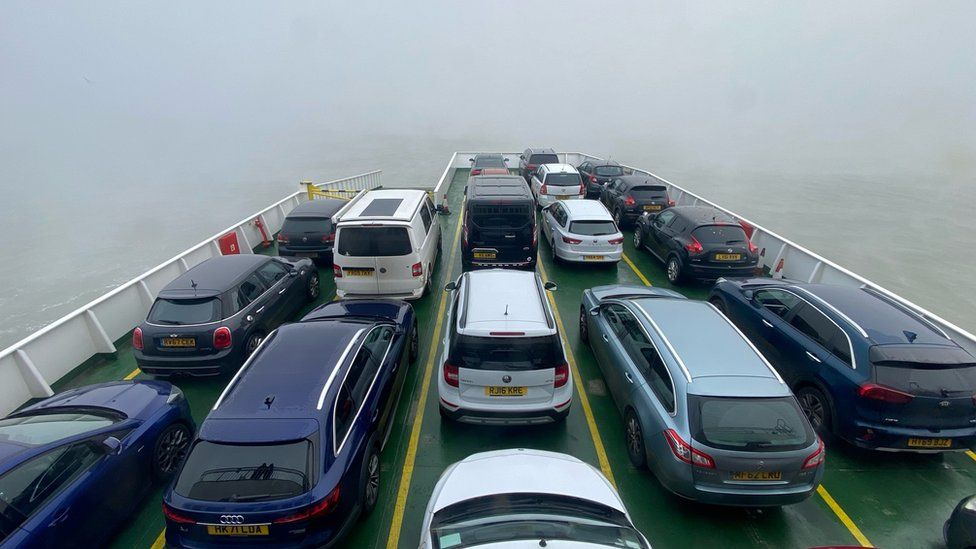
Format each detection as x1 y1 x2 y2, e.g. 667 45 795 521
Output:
469 158 474 163
288 268 299 277
589 306 600 316
519 155 524 160
444 281 457 292
743 289 755 302
543 281 557 291
100 436 122 455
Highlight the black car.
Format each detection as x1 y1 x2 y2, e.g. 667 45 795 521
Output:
134 254 319 376
461 175 537 271
946 494 976 549
632 206 758 284
277 198 346 263
599 175 674 227
576 160 624 198
468 153 509 176
518 148 559 182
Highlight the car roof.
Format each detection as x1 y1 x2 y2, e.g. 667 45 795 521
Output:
468 177 532 200
631 298 785 392
670 205 737 225
287 198 346 218
340 189 426 222
525 148 556 155
460 270 554 337
581 159 620 166
539 163 577 174
161 255 269 295
473 153 504 159
558 199 612 220
211 321 370 421
614 174 665 187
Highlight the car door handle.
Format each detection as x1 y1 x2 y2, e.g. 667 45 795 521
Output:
624 372 634 384
49 507 70 527
805 351 822 363
255 306 265 314
602 334 609 342
278 287 287 295
761 319 774 328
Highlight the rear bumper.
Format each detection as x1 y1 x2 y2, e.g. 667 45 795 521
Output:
684 263 758 281
464 258 536 271
843 420 976 452
440 400 571 425
337 285 425 301
678 483 820 507
537 195 582 208
135 349 238 376
554 247 621 263
278 244 332 257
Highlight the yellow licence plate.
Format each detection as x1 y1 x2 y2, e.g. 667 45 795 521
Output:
206 525 269 536
731 471 783 481
344 269 373 276
643 204 662 211
485 386 527 397
908 437 952 448
714 253 742 261
584 255 605 261
556 195 568 200
473 251 497 260
161 337 195 348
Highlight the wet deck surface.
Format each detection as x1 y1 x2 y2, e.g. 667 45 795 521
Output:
54 169 976 549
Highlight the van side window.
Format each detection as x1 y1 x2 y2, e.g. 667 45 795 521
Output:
420 202 432 233
755 289 800 319
237 273 267 309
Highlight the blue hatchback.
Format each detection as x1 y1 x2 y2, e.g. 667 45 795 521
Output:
0 380 193 548
709 278 976 452
163 299 417 548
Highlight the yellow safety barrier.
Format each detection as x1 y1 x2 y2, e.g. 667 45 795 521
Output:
303 181 364 202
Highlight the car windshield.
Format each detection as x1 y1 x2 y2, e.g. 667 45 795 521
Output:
545 173 582 187
174 440 312 503
0 412 118 447
594 165 624 176
692 225 748 245
569 220 617 236
689 396 815 452
281 217 331 234
529 154 559 165
629 185 668 199
148 298 221 325
337 227 412 257
474 156 506 168
431 494 647 549
450 334 563 371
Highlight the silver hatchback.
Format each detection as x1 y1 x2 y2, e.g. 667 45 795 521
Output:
542 199 623 264
580 285 825 506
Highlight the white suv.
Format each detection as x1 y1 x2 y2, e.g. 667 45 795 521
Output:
529 163 585 209
437 269 572 424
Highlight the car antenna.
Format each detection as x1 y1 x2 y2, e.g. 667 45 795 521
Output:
190 279 198 294
504 304 509 316
903 330 917 343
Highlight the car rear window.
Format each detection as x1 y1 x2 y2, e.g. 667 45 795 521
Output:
529 154 559 165
629 185 668 199
689 396 815 452
148 298 221 325
544 173 582 187
282 217 331 234
337 227 412 257
174 440 312 503
449 334 563 371
692 225 748 245
595 165 624 176
470 204 533 229
870 345 976 396
569 220 617 236
474 156 507 168
0 412 119 447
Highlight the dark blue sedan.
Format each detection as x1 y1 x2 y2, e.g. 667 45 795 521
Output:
163 299 417 548
0 380 193 548
709 278 976 452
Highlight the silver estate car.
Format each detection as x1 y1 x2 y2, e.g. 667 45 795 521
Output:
541 199 623 264
580 285 825 506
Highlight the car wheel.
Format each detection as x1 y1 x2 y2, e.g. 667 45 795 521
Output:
796 386 831 437
153 422 191 480
550 238 560 264
633 227 643 249
360 443 381 518
424 269 433 295
709 297 727 315
306 272 320 301
408 320 419 364
666 256 683 284
625 411 647 469
244 332 265 358
579 305 589 344
613 208 623 228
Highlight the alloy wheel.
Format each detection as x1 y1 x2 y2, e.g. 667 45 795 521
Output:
365 453 380 507
156 424 190 475
667 258 680 282
799 391 826 430
626 416 645 467
246 334 263 355
633 229 642 249
308 274 320 299
579 307 588 342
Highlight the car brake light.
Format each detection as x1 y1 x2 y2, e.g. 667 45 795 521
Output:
562 236 583 245
531 223 537 247
540 183 548 195
462 213 470 247
668 198 676 207
471 168 481 176
322 233 335 243
162 502 196 525
411 262 423 277
624 195 636 207
527 164 537 170
802 438 826 469
333 264 342 278
747 239 758 254
443 362 459 387
664 429 715 468
274 486 341 524
685 236 704 254
276 233 289 244
213 327 232 350
553 363 569 388
857 383 913 404
608 237 624 245
578 183 586 196
132 327 143 350
590 175 597 183
489 331 526 336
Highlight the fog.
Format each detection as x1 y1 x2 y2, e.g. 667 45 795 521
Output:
1 0 974 346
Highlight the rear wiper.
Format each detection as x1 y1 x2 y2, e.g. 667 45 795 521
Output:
227 492 291 502
156 320 182 325
745 441 773 448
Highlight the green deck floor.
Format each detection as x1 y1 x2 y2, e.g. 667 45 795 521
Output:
54 169 975 549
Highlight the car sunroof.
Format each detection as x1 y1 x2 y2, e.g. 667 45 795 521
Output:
361 198 403 217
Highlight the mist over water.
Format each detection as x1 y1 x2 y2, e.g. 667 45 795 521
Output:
1 1 974 348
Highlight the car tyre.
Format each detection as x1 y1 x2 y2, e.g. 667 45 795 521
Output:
613 208 623 228
625 410 647 469
550 237 560 264
153 422 191 481
796 385 832 438
306 272 320 301
360 438 381 519
408 320 419 364
709 297 727 315
244 332 265 358
666 255 683 284
633 227 643 250
579 305 589 344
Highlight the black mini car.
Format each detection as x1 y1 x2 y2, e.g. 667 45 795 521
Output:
576 160 624 198
633 206 758 284
134 254 319 376
461 175 537 271
518 148 559 182
599 175 673 227
276 198 345 263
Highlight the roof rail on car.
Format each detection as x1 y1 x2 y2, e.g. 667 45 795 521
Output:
859 285 952 340
331 189 369 223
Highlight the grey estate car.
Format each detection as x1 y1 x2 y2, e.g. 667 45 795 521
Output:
579 285 825 506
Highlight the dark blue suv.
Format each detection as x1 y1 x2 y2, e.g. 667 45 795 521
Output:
709 279 976 452
163 299 417 548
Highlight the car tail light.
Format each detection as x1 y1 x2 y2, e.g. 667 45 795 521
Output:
857 383 913 404
213 327 232 350
562 236 582 245
685 236 704 254
274 486 341 524
162 502 196 525
553 363 569 388
411 262 423 277
471 168 481 176
664 429 715 468
333 264 342 278
132 327 143 350
322 233 335 243
608 237 624 245
531 223 537 247
624 195 636 207
668 198 676 207
443 362 459 387
578 183 586 196
462 213 470 247
527 164 537 170
590 175 597 183
540 183 548 195
803 438 826 469
276 233 289 244
747 239 758 254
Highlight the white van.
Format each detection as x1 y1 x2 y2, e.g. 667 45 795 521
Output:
333 189 441 300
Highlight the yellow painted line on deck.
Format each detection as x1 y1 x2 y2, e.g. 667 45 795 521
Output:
816 485 873 547
967 450 976 463
538 259 617 488
621 252 651 286
386 205 465 549
150 528 166 549
124 368 141 380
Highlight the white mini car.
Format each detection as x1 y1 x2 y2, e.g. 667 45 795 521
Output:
542 199 623 264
